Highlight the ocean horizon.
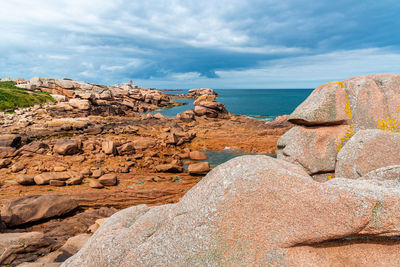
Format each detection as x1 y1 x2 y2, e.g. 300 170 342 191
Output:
154 88 313 120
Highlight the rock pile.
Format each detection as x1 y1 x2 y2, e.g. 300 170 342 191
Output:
16 77 181 117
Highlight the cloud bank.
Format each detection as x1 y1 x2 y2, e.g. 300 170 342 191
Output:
1 0 399 88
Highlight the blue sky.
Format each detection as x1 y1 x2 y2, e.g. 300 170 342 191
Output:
1 0 400 88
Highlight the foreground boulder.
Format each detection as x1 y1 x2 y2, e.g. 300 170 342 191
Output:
336 129 400 179
278 74 400 175
64 155 400 266
1 195 78 227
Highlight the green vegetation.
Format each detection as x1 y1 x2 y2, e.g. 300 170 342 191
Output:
0 81 55 112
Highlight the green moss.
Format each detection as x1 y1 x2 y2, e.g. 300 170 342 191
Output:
0 81 55 112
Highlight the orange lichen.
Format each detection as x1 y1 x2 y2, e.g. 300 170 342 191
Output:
336 81 346 89
336 92 354 151
377 116 400 132
335 124 354 151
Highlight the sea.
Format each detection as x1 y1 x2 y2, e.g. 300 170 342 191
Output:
152 88 314 165
152 89 313 121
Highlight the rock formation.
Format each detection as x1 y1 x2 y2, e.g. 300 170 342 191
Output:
64 155 400 266
278 74 400 178
187 88 218 98
63 74 400 266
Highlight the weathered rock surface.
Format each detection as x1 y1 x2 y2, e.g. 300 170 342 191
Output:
64 155 400 266
98 174 118 186
0 134 21 148
0 232 53 266
1 195 78 227
32 234 91 265
193 95 228 118
336 129 400 179
54 139 80 155
278 74 400 175
277 125 347 174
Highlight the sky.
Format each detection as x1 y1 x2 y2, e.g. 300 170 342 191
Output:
1 0 400 89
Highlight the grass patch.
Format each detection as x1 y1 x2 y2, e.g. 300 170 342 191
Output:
0 81 55 112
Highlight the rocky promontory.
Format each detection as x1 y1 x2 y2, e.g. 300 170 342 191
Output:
64 74 400 266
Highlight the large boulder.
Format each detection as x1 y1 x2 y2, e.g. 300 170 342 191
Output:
336 129 400 179
1 195 78 227
63 156 400 266
277 125 347 174
278 74 400 175
289 74 400 128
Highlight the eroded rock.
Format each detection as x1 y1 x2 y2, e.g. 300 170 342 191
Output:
1 195 78 227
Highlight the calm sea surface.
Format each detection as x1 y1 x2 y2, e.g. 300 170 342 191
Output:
152 89 313 120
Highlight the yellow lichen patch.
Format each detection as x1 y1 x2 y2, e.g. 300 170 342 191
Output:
335 93 353 151
377 116 400 132
336 81 346 89
335 124 354 151
344 95 352 120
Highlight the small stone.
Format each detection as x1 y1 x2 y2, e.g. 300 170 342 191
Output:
80 167 92 177
92 169 104 178
102 140 116 155
89 180 104 189
66 177 83 185
155 164 184 173
188 162 210 175
0 159 11 168
11 162 25 173
99 174 118 186
16 175 35 186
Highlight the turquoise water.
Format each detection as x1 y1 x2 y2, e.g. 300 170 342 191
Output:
153 89 313 120
182 149 276 171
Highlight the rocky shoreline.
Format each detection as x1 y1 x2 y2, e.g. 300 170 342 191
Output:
60 74 400 266
0 78 291 266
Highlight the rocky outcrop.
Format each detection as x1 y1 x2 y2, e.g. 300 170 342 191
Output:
278 74 400 176
193 95 228 118
64 155 400 266
1 195 78 227
187 88 218 98
16 77 181 117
